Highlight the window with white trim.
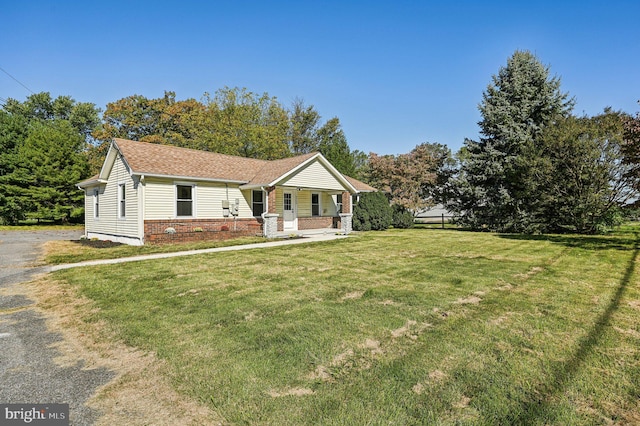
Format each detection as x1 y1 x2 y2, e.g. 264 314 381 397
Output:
336 193 343 214
118 184 126 218
252 190 264 217
176 185 193 217
311 193 320 216
94 188 100 218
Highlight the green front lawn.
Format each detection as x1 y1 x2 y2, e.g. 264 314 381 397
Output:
51 226 640 424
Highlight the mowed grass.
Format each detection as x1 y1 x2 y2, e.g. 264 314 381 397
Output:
51 226 640 425
44 236 268 264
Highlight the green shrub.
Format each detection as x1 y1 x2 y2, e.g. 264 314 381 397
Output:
353 192 392 231
392 204 414 229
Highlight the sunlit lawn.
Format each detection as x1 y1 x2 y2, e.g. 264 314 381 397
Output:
51 226 640 424
44 236 268 264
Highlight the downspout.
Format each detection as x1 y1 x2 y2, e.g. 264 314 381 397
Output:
261 186 268 216
139 175 145 244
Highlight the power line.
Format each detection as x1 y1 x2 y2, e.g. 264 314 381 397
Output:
0 65 35 95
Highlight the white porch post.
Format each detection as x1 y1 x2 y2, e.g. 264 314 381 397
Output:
263 213 279 238
339 213 352 234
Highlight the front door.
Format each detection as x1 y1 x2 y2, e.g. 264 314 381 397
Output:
283 191 298 231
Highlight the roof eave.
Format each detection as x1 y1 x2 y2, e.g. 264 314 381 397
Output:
135 172 247 185
77 178 108 189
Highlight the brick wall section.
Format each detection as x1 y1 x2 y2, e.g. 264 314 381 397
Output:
144 218 262 244
277 216 338 231
267 186 277 213
342 191 351 213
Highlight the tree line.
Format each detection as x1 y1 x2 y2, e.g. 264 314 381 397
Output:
358 51 640 234
0 88 367 225
2 53 639 233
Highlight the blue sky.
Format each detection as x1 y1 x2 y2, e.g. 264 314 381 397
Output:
2 1 639 155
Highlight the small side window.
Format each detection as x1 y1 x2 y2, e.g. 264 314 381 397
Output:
94 189 100 218
118 184 126 218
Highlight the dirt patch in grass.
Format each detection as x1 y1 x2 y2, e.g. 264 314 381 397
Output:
391 320 418 338
341 290 364 301
268 387 315 398
429 369 447 381
413 369 448 394
488 312 515 326
360 339 383 355
514 266 544 279
454 296 482 304
76 239 124 249
25 276 223 426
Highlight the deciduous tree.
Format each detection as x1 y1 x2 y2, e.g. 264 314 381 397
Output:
534 110 635 233
368 143 450 214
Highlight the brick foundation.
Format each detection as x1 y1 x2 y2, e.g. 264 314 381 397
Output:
277 216 338 231
144 218 263 244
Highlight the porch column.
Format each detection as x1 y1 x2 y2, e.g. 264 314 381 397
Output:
339 213 352 234
262 186 278 238
263 213 279 238
340 191 353 234
341 191 351 213
267 186 277 213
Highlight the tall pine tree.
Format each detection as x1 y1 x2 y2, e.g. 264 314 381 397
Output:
449 50 573 232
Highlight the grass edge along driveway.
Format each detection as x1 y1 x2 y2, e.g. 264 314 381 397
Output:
47 227 640 425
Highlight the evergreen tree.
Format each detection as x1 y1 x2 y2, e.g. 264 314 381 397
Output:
449 51 573 232
352 191 392 231
317 117 356 177
0 93 97 224
14 121 89 223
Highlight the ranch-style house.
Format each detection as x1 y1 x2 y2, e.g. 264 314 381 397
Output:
78 138 375 245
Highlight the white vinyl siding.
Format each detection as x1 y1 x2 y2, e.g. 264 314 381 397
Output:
273 189 338 217
143 178 175 219
323 193 339 216
85 155 139 238
197 183 252 218
285 160 346 191
144 179 253 219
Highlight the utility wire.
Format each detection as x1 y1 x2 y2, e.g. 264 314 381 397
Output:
0 65 35 94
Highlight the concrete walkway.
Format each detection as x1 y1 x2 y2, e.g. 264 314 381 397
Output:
50 233 348 271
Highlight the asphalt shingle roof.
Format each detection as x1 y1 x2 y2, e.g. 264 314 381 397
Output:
81 138 375 192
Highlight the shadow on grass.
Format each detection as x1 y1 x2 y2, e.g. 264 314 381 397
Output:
498 233 636 251
503 233 639 424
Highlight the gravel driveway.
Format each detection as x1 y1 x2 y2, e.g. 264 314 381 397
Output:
0 230 116 425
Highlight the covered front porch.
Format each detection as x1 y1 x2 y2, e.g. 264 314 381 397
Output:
262 185 353 238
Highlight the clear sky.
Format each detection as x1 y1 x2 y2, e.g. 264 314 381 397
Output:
2 1 639 155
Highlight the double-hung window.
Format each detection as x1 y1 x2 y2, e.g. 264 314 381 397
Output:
118 184 126 218
252 190 264 217
336 194 343 214
311 193 320 216
176 185 194 217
